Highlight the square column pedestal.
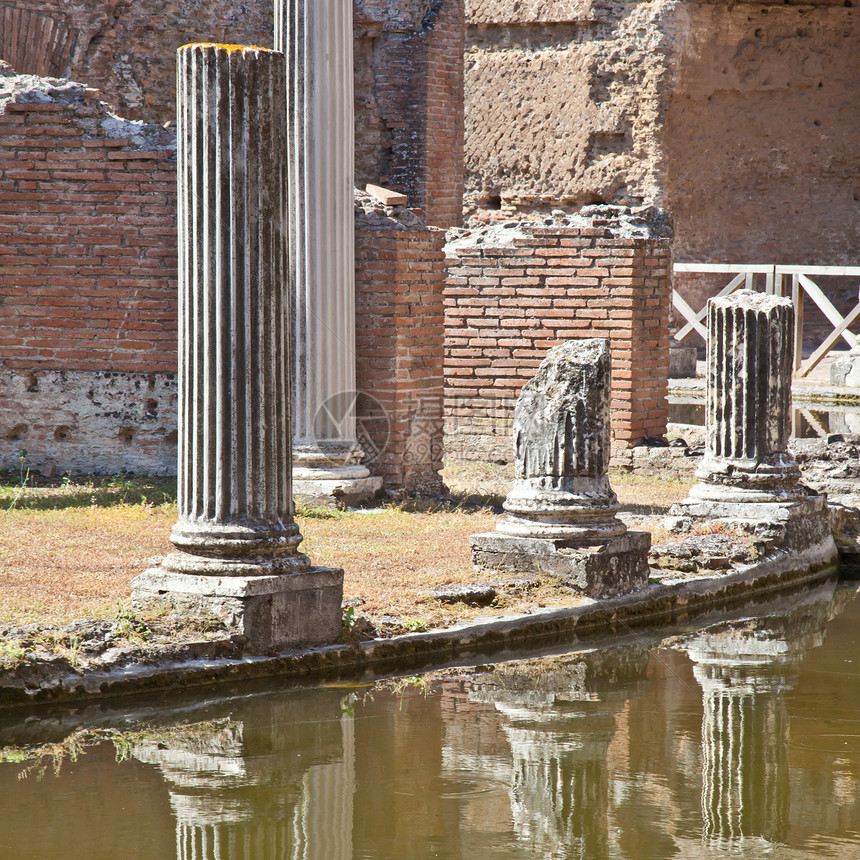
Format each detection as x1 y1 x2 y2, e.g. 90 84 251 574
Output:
132 567 343 652
470 531 651 600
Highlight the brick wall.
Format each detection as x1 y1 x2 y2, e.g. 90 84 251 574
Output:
0 4 76 77
373 0 465 228
0 88 177 375
444 219 672 463
0 77 449 483
0 0 466 233
355 217 447 492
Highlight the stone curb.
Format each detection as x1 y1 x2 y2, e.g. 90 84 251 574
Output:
0 542 840 713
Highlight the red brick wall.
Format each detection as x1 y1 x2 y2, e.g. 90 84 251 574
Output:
0 97 178 374
0 0 466 233
373 0 465 229
444 224 672 462
355 225 448 492
0 88 449 484
0 4 76 77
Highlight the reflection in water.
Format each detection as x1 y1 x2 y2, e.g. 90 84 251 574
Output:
684 584 843 846
466 648 650 859
132 694 354 860
1 581 859 860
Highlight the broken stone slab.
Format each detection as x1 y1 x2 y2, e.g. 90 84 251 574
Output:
826 501 860 567
427 583 497 605
292 473 383 509
830 349 860 388
365 183 408 206
650 533 766 574
471 531 650 600
667 495 835 569
471 338 650 598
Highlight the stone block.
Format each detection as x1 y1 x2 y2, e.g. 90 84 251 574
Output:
668 342 698 378
470 530 651 599
668 494 835 559
292 474 383 508
830 350 860 388
131 566 344 654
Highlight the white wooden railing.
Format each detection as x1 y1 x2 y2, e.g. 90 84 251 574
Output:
673 264 860 377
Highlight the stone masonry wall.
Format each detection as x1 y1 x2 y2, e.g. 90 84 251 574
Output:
355 195 447 492
464 0 676 218
444 212 672 463
0 0 465 229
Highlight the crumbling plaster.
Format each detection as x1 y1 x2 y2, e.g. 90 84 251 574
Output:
464 0 859 280
666 2 860 266
464 0 681 216
0 371 178 476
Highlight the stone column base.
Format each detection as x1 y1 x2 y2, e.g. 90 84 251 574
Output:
292 468 383 508
130 566 344 654
666 494 837 559
470 530 651 599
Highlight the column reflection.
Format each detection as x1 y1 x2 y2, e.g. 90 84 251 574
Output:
467 648 650 859
132 692 354 860
684 583 841 845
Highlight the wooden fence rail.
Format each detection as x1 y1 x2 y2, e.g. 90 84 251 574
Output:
672 264 860 377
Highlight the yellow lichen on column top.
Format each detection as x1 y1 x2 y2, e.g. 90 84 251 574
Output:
179 43 274 53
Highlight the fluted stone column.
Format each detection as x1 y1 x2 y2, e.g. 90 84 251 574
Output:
274 0 382 508
133 692 355 860
466 656 643 860
669 290 838 572
132 43 343 652
695 667 790 844
471 339 649 598
687 634 797 845
691 290 804 503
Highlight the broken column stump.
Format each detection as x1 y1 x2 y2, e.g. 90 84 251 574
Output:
470 339 650 599
668 290 837 567
131 44 343 654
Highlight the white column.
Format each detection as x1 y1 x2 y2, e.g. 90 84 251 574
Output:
275 0 382 507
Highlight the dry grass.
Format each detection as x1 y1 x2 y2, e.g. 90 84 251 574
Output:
442 460 695 517
0 503 175 625
303 506 498 628
0 466 694 631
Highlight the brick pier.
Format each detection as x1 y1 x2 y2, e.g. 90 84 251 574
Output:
444 220 672 462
